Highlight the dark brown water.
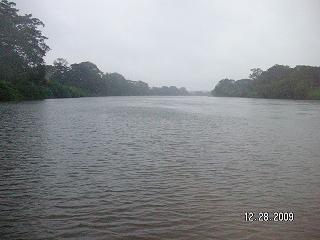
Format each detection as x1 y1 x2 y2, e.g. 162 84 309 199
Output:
0 96 320 239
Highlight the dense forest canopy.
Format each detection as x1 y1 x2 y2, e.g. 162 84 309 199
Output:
46 59 190 98
212 65 320 100
0 0 189 101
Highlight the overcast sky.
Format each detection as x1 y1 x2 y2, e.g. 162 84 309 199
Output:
15 0 320 90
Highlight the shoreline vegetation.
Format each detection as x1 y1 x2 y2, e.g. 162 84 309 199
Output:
211 65 320 100
0 0 191 102
1 1 319 102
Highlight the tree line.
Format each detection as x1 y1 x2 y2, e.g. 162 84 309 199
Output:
212 65 320 100
46 58 189 99
0 0 189 101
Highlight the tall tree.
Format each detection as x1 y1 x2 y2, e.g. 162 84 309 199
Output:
249 68 263 80
0 0 50 82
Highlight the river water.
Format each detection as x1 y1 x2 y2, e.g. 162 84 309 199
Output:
0 96 319 239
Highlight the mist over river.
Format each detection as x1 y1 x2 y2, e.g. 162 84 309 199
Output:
1 96 320 239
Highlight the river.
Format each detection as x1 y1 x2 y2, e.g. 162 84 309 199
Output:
0 96 319 239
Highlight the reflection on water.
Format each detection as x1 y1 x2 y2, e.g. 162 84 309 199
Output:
0 96 320 239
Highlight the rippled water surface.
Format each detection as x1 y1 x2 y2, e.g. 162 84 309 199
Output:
1 96 320 239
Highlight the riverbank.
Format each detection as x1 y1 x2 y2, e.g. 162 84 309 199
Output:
211 64 320 100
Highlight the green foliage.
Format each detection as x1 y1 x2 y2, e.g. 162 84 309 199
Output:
0 80 21 101
45 59 189 98
0 0 49 100
68 62 106 95
0 1 190 101
212 65 320 100
14 79 48 100
150 86 189 96
249 68 263 80
47 80 88 98
0 0 49 78
212 79 253 97
308 88 320 100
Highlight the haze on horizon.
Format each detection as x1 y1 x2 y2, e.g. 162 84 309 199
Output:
15 0 320 91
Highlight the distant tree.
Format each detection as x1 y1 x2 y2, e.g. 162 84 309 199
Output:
68 62 105 95
45 58 190 98
178 87 189 95
104 72 128 95
211 79 236 96
127 80 150 95
150 86 189 96
53 58 69 72
212 64 320 100
249 68 263 80
50 58 70 83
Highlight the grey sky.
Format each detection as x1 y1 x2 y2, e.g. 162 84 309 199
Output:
15 0 320 90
